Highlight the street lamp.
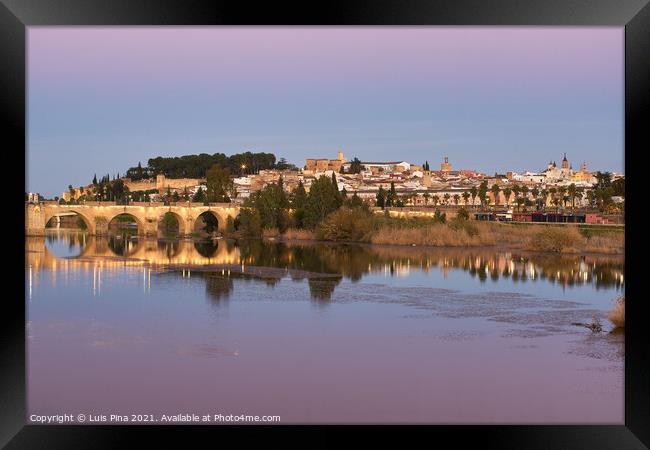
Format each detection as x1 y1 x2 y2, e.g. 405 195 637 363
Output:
241 164 246 175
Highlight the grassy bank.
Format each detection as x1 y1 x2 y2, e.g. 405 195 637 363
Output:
276 208 624 254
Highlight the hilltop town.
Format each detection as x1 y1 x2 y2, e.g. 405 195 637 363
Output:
51 150 624 217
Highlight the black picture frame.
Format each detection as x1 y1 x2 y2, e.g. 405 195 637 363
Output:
4 0 648 447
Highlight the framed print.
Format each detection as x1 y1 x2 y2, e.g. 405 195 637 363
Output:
3 0 649 447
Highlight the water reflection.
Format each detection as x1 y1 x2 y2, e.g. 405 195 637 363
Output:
32 232 624 302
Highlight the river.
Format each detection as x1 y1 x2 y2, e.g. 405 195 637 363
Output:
25 229 625 423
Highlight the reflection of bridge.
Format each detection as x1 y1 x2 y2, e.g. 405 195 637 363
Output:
26 235 242 271
25 202 240 236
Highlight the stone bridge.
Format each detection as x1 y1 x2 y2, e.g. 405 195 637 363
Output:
25 201 241 237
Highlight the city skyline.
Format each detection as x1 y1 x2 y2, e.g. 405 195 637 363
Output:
27 27 623 197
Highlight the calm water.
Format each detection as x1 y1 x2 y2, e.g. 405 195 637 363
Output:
26 229 625 424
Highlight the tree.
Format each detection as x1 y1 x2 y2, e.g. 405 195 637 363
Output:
595 171 612 190
192 187 206 203
246 179 291 231
531 187 540 209
161 212 179 236
291 181 308 228
540 189 549 210
469 186 478 207
516 197 525 212
478 181 489 210
443 192 451 205
200 212 219 234
462 191 470 205
453 194 460 206
611 178 625 197
331 172 343 205
520 185 529 210
386 182 398 207
92 174 98 185
345 192 364 209
376 186 387 209
567 183 577 211
303 175 344 229
558 186 567 207
512 184 521 207
205 164 233 203
503 187 512 206
491 184 500 206
349 157 363 174
586 190 596 209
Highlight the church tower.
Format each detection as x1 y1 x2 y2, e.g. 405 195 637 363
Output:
561 153 569 169
337 149 345 162
440 156 452 172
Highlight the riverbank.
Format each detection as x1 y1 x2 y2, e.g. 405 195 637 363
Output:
260 220 624 255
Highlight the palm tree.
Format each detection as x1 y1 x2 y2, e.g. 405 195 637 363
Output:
491 184 500 206
586 190 596 210
423 192 431 206
552 197 561 213
548 187 557 211
469 187 478 208
519 185 528 211
540 188 548 210
558 186 567 208
512 184 521 206
443 193 451 205
503 187 512 207
431 195 440 207
453 194 460 206
531 187 540 210
567 183 577 211
575 186 585 210
462 191 470 206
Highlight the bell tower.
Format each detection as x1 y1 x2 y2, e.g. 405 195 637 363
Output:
440 156 452 172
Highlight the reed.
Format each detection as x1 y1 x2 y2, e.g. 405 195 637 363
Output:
282 228 316 240
607 296 625 328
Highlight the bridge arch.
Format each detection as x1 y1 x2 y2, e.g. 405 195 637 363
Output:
107 212 145 235
44 209 93 233
194 210 221 235
158 211 186 237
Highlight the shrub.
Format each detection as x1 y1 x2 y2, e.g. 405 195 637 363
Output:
434 209 446 224
262 228 280 238
528 226 582 253
456 207 469 221
607 296 625 328
282 228 316 240
316 207 376 242
448 216 479 237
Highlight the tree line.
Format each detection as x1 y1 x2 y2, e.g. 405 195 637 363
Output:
125 151 297 181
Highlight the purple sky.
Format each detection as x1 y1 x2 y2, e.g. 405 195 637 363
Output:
27 27 623 197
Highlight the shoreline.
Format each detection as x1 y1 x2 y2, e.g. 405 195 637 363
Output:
267 236 624 257
31 227 625 257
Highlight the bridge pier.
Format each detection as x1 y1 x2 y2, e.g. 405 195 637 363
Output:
25 204 46 236
94 217 108 236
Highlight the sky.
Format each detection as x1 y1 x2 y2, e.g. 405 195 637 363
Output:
27 27 624 197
